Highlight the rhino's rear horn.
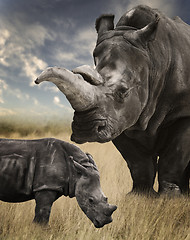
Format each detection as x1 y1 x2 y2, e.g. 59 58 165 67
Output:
95 14 115 36
72 65 103 86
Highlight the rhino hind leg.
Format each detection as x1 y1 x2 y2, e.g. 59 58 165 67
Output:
33 190 58 225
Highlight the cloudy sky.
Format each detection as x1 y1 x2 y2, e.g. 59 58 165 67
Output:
0 0 189 121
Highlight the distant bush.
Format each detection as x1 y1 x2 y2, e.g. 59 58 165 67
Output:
0 116 71 138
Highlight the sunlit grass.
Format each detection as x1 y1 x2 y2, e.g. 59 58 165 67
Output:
0 126 189 240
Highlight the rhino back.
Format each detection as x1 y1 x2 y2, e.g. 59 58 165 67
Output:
122 6 190 134
0 138 87 199
0 139 36 201
33 139 88 194
33 138 71 193
61 140 88 163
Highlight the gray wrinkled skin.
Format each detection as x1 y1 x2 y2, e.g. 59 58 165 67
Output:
35 6 190 196
75 167 116 228
0 138 116 227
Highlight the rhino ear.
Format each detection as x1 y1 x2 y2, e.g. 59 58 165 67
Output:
86 153 97 169
95 14 115 36
74 161 89 176
136 15 160 43
124 15 159 48
69 156 89 176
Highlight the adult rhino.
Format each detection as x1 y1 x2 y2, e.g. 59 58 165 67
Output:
0 138 117 227
35 5 190 195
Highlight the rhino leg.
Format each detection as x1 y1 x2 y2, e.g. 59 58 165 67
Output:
158 118 190 196
113 132 158 196
33 190 58 225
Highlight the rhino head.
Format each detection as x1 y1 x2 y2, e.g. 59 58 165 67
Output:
70 155 117 228
35 9 159 143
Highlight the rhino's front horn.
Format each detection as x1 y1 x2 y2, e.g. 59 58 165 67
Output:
35 67 97 111
104 204 117 216
108 205 117 214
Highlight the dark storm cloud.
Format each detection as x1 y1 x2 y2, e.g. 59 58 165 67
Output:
0 0 189 118
178 0 190 24
0 0 104 35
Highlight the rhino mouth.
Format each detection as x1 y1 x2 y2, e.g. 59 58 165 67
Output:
71 108 111 143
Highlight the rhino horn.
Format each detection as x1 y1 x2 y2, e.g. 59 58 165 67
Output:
95 14 115 36
104 204 117 216
35 67 97 111
72 65 103 86
109 204 117 214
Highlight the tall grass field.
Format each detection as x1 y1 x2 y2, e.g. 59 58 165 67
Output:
0 119 189 240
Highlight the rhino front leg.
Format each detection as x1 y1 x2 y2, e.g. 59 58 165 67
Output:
113 132 158 196
158 118 190 196
33 190 58 225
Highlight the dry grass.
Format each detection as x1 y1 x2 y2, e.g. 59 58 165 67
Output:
0 130 189 240
0 116 71 137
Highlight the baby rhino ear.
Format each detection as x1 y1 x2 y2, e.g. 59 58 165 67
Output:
69 156 89 176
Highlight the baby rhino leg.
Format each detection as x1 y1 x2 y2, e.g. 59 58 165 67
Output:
33 190 58 225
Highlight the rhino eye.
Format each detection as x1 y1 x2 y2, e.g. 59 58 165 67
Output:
115 87 129 102
89 197 94 204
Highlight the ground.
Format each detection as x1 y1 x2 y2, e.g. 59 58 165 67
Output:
0 120 189 240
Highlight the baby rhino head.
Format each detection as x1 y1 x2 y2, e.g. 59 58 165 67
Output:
72 154 117 228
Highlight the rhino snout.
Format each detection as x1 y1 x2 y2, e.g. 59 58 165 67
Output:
93 216 113 228
93 204 117 228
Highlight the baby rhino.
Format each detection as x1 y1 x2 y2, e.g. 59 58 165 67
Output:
0 138 117 228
